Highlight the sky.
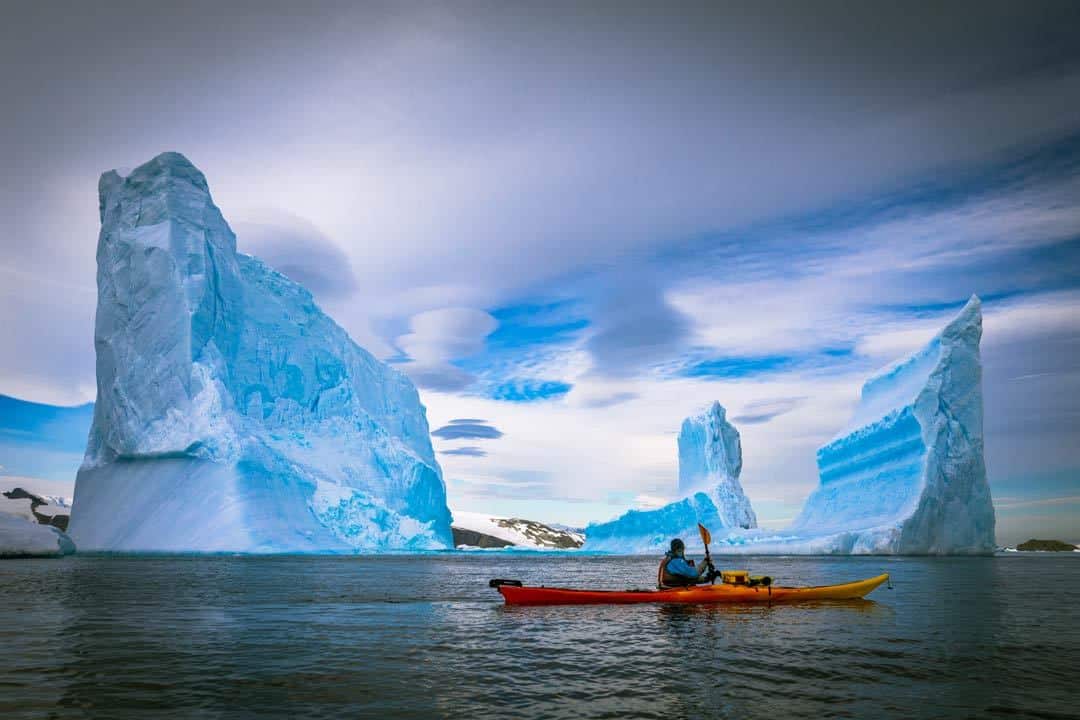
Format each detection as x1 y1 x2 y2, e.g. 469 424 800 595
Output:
1 1 1079 544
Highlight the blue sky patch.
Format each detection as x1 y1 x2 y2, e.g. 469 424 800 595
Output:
678 355 793 379
489 380 572 402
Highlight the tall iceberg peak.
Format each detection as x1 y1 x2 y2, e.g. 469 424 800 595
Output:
678 401 756 530
582 402 756 552
790 295 995 554
70 152 453 552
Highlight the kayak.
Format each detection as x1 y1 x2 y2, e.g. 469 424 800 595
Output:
492 573 890 606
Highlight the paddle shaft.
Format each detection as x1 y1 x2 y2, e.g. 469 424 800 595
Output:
697 523 715 581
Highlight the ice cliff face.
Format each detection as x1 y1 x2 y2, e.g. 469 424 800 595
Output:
706 296 995 555
789 295 994 554
679 402 756 530
582 402 755 552
69 152 453 552
583 299 994 556
582 492 729 553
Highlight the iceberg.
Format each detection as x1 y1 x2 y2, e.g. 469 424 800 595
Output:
710 296 995 554
678 401 757 529
582 298 994 555
784 295 994 554
582 402 756 552
68 152 453 552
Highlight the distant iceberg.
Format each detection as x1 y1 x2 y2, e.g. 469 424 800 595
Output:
582 297 994 555
69 153 453 553
679 401 757 530
583 402 756 552
711 296 995 555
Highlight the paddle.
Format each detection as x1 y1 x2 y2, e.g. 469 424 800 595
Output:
697 523 715 582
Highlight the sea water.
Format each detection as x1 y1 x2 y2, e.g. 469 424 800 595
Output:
1 554 1077 719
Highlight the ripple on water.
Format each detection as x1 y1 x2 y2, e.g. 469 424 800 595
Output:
0 554 1077 719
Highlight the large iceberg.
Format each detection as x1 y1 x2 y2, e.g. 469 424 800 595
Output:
711 296 995 555
69 152 453 552
786 296 994 553
582 402 756 552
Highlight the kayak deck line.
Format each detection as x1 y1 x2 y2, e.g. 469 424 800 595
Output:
493 573 890 606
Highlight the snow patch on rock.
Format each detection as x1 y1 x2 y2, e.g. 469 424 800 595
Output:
451 510 584 549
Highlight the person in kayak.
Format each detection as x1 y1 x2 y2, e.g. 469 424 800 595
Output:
657 538 714 588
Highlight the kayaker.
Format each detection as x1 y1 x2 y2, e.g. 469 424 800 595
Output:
657 538 713 588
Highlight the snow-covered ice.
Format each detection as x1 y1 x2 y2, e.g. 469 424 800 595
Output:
582 402 756 552
1 476 73 523
0 513 75 557
68 152 453 553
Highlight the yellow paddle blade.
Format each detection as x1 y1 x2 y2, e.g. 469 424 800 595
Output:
697 523 711 546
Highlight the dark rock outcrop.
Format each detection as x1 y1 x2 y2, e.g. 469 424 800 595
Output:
1016 539 1077 552
2 488 70 531
452 526 514 548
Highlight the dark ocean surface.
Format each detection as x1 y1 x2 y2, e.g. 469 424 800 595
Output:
1 554 1077 719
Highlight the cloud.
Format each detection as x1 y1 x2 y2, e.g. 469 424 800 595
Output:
233 212 357 300
449 469 559 502
578 391 639 409
398 365 476 393
431 420 503 440
633 494 671 510
396 308 497 391
5 2 1080 405
440 446 487 457
732 397 807 425
994 495 1080 510
585 271 691 376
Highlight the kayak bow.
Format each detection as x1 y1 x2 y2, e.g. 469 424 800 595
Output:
493 573 890 606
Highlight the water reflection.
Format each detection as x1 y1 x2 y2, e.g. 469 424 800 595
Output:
0 554 1074 719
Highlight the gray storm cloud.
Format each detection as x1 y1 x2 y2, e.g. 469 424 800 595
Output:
234 214 358 301
2 0 1080 402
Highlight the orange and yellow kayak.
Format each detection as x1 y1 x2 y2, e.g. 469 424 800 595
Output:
494 573 890 606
